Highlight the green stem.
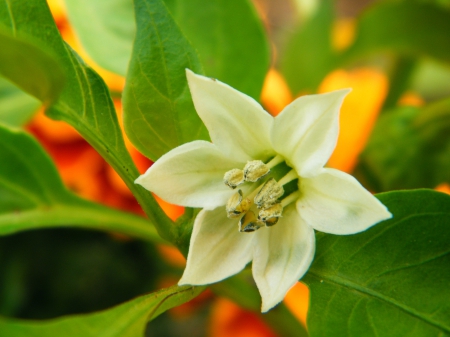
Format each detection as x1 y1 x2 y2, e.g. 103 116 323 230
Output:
65 114 176 243
0 196 166 244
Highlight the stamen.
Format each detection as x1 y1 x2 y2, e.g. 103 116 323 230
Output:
226 190 251 218
243 160 270 182
278 169 298 186
266 154 284 169
258 203 283 221
254 178 284 209
239 211 264 232
223 168 244 189
281 191 300 208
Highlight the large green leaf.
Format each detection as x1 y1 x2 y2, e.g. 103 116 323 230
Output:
280 0 336 94
0 0 173 240
305 189 450 336
355 99 450 192
123 0 208 161
165 0 270 100
0 285 204 337
63 0 135 76
345 1 450 64
0 77 40 127
0 27 64 105
0 124 162 243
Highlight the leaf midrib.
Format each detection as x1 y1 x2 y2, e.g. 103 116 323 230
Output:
307 271 450 333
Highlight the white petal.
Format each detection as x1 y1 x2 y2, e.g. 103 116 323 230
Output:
297 168 392 234
135 141 245 210
252 205 315 312
186 69 274 162
179 208 255 285
271 89 351 177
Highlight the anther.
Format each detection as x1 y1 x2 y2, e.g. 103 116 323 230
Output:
258 203 283 222
265 217 279 227
254 178 284 209
239 211 264 232
243 160 270 182
226 190 251 218
223 168 244 189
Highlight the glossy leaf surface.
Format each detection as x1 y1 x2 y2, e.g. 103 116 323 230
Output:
0 285 204 337
123 0 208 161
305 189 450 336
0 0 173 239
0 27 64 105
0 124 161 243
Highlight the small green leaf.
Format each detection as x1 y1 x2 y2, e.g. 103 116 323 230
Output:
355 99 450 192
165 0 270 100
123 0 208 161
63 0 135 76
0 285 204 337
305 189 450 337
280 0 336 94
0 77 40 127
0 0 173 240
0 124 162 243
0 27 64 105
345 1 450 64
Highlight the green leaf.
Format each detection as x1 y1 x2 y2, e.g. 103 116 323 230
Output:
0 285 205 337
0 27 64 105
0 77 40 127
280 0 336 94
305 189 450 337
63 0 135 76
345 1 450 64
165 0 270 100
0 0 174 240
123 0 209 161
0 124 162 244
355 99 450 192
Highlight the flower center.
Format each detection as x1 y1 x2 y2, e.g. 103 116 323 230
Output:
223 155 300 233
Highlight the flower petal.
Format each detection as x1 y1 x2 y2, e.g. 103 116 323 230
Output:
297 168 392 234
186 69 274 162
135 141 244 210
252 205 315 312
179 208 255 285
271 89 351 177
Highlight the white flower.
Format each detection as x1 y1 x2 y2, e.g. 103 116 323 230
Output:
136 69 392 312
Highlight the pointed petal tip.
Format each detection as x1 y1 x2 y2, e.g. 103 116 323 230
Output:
260 299 280 313
134 174 144 185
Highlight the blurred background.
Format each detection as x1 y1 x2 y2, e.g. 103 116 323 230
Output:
1 0 449 336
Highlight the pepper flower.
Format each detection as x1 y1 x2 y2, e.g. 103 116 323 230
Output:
136 70 392 312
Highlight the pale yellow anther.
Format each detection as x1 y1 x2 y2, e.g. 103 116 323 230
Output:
258 203 283 222
254 178 284 209
223 168 244 189
226 190 251 218
243 160 270 182
239 210 264 233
